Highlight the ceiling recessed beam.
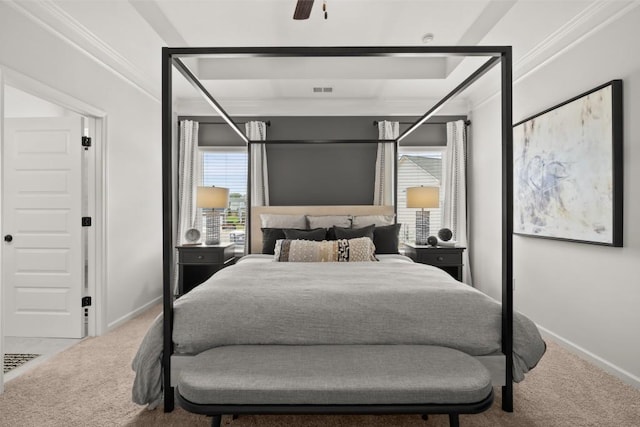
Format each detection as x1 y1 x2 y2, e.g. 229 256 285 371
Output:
197 57 448 80
129 0 188 46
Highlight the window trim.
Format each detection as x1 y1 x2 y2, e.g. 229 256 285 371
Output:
398 145 445 156
199 146 247 153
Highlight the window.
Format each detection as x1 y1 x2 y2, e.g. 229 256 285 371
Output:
200 148 247 244
397 148 445 243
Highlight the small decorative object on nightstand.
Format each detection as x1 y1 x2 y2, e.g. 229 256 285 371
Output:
438 228 453 242
426 236 438 247
184 228 201 245
177 243 235 296
406 186 440 245
404 242 465 282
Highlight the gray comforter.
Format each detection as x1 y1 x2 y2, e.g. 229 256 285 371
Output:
132 260 545 407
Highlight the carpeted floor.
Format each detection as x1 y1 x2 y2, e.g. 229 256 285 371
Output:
1 304 639 427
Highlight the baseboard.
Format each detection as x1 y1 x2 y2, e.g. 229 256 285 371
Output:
106 296 162 332
537 325 640 390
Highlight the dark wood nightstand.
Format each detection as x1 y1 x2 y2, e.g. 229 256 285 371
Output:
403 243 466 282
177 243 236 296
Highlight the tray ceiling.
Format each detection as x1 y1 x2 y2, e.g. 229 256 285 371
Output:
14 0 634 115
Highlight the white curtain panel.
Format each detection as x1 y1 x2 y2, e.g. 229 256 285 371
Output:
246 121 269 207
444 120 472 285
375 121 398 205
175 120 199 293
177 120 200 244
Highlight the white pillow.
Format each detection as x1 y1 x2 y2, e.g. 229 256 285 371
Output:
352 214 395 228
306 215 352 229
260 214 307 229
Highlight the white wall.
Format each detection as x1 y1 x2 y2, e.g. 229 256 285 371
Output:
4 86 67 118
0 4 163 331
468 7 640 387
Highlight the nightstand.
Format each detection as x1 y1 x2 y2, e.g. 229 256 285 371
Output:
177 243 236 296
403 243 466 282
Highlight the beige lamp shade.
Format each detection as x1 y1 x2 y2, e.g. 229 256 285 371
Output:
197 186 229 209
406 186 440 208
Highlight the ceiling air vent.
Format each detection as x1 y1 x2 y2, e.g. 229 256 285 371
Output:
313 87 333 93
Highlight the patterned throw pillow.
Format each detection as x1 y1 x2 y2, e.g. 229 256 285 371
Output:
274 237 376 262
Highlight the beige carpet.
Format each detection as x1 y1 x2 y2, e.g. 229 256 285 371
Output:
1 304 639 427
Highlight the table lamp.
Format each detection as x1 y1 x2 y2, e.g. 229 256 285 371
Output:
406 186 440 245
197 186 230 245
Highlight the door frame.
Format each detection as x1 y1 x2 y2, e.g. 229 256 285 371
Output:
1 66 4 392
0 66 107 364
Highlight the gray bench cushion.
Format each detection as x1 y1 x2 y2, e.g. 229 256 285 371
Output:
177 345 492 405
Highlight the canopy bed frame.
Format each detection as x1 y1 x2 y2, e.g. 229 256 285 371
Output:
161 46 514 416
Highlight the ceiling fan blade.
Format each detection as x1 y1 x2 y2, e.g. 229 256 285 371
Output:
293 0 314 20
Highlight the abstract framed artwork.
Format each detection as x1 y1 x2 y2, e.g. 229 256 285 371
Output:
513 80 623 246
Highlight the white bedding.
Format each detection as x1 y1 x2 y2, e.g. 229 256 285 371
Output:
132 260 546 406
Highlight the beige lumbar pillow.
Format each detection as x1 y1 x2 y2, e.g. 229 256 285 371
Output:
274 237 376 262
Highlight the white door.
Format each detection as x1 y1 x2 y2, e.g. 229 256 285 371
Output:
2 116 84 338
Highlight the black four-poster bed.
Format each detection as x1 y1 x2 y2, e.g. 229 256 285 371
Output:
154 46 524 424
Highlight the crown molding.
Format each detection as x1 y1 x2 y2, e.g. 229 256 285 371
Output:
469 0 640 111
514 1 612 75
7 0 160 103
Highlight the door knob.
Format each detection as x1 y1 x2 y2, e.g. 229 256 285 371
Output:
4 234 13 242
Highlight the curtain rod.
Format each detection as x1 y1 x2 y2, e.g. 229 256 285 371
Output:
181 119 271 127
373 120 471 126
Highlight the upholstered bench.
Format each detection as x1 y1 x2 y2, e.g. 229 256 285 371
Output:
176 345 494 427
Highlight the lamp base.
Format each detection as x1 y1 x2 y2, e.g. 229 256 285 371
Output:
203 210 221 246
415 210 430 245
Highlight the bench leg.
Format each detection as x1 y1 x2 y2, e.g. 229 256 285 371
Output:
448 413 459 427
210 415 222 427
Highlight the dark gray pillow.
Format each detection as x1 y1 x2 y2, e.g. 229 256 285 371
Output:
333 224 375 241
326 227 337 240
283 228 327 241
373 223 401 254
261 228 286 255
